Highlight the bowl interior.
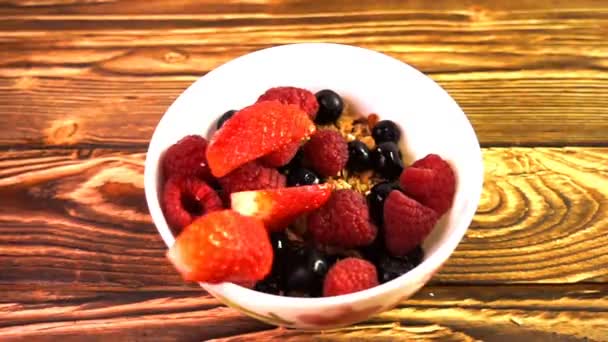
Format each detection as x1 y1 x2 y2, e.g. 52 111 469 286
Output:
144 43 483 310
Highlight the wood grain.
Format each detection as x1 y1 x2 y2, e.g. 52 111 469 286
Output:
1 1 607 340
1 285 606 341
1 1 608 147
442 147 608 283
0 148 187 290
0 0 606 14
0 147 606 293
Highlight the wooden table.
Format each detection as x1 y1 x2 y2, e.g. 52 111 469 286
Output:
1 0 607 341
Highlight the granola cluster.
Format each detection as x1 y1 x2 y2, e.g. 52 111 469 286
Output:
322 103 383 194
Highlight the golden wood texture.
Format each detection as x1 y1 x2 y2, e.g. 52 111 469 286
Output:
0 147 606 292
1 285 606 341
442 147 608 283
2 1 608 340
1 1 608 146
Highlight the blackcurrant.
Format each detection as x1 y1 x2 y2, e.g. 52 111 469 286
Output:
367 181 401 225
347 140 371 172
376 246 425 283
254 275 282 295
372 120 401 144
371 142 404 180
287 168 320 187
284 246 333 297
315 89 343 124
216 110 237 129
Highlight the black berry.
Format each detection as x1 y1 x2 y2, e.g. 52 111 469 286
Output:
254 275 282 295
359 235 385 264
376 246 424 283
286 266 315 293
287 168 320 187
315 89 343 124
307 248 331 279
408 245 425 264
280 148 305 174
372 120 401 144
285 290 313 298
284 246 333 297
367 181 401 225
347 140 371 172
216 110 237 129
270 232 289 272
372 142 404 180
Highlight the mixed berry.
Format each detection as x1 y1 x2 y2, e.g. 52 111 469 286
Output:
161 86 456 297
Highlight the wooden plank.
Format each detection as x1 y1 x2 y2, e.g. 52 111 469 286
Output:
0 0 606 15
0 303 270 342
0 148 186 290
1 4 608 146
0 147 606 290
0 285 606 341
2 74 608 147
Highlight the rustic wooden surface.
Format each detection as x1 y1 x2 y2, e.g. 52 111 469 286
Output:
1 0 607 341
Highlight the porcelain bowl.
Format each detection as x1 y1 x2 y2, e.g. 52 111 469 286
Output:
144 43 483 329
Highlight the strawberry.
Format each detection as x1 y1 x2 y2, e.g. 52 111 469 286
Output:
261 141 301 168
399 154 456 216
383 190 438 256
167 210 272 283
231 184 333 231
206 101 316 177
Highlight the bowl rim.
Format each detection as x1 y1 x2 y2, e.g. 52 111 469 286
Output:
144 42 484 308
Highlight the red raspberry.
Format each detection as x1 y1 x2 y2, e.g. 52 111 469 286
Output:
261 141 300 168
303 129 348 177
257 86 319 120
219 161 286 199
308 190 377 248
323 258 379 297
167 210 273 283
162 135 212 181
162 176 223 233
400 154 456 216
383 190 438 256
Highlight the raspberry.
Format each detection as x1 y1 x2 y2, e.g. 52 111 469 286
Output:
162 176 223 232
323 258 378 297
219 161 286 199
162 135 212 181
167 210 273 283
261 141 301 168
308 190 377 248
303 129 348 177
257 86 319 120
400 154 456 216
383 190 438 256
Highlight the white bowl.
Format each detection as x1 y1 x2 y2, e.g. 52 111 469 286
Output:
144 43 483 329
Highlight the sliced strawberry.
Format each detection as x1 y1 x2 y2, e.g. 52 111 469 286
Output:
167 210 272 283
261 141 301 168
383 190 438 256
231 184 333 232
206 101 316 177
